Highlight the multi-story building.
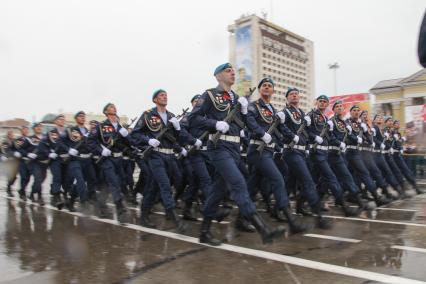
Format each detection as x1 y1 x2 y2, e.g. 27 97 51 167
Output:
228 14 315 111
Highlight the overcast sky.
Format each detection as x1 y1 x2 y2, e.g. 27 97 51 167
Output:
1 0 425 122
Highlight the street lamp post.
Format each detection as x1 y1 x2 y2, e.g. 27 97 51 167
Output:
328 62 340 96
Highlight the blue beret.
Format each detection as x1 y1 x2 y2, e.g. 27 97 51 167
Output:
32 122 42 129
332 100 343 110
74 111 85 119
214 63 233 76
316 94 329 102
191 94 201 103
350 105 360 112
152 89 166 102
258 77 275 89
285 87 299 97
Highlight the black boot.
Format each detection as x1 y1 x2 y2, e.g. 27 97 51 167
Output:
199 218 222 246
338 200 359 217
115 199 130 224
283 207 310 234
416 186 425 194
296 197 312 216
394 185 407 199
248 212 286 244
52 194 64 210
235 213 256 232
312 202 333 229
372 191 391 206
355 194 375 211
6 185 14 197
29 193 35 202
166 209 187 233
271 207 287 222
18 189 27 201
214 206 232 223
140 207 156 228
65 196 76 212
37 193 45 206
183 202 198 221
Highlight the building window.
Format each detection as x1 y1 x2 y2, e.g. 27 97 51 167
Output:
412 97 425 105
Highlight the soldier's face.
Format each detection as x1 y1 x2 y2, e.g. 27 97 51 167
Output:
217 68 235 85
33 126 43 135
394 122 400 129
350 108 360 118
361 112 368 121
374 115 383 125
90 123 97 130
191 99 198 107
317 99 329 111
386 119 393 128
106 105 117 116
154 92 168 107
259 83 274 97
21 128 29 136
55 117 65 127
76 115 86 125
7 131 14 139
287 91 300 104
333 103 344 115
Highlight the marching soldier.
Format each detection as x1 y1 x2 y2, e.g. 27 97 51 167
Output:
189 63 285 245
1 130 20 197
130 90 187 231
345 106 390 205
307 95 359 216
246 78 309 233
13 126 32 200
280 88 333 227
88 103 130 223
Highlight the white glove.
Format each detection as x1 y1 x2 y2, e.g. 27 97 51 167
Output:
240 129 245 138
393 134 399 140
215 121 229 134
304 116 311 126
371 128 376 136
276 111 286 124
400 149 404 154
14 151 22 158
27 153 37 159
101 147 111 157
380 143 385 150
305 150 310 156
402 137 406 142
357 136 363 144
119 127 129 137
261 133 272 144
346 125 352 133
68 148 79 156
293 135 300 144
340 142 346 150
168 117 181 131
48 152 58 159
360 123 368 132
390 148 395 154
327 120 334 131
315 136 324 144
384 132 390 139
180 148 188 157
238 97 248 114
372 142 376 148
194 139 202 149
1 156 8 162
148 139 160 148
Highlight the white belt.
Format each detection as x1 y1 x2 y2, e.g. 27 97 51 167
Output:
153 148 174 155
249 139 275 149
283 144 306 151
372 149 381 153
241 152 247 157
209 134 240 143
79 153 92 158
382 150 389 154
123 156 130 160
93 155 100 159
59 154 69 159
328 146 340 151
347 145 358 150
360 147 372 152
309 144 328 151
199 146 207 151
112 152 123 157
39 160 49 164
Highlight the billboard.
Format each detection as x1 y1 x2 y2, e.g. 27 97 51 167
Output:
325 93 371 119
235 25 252 97
404 104 426 147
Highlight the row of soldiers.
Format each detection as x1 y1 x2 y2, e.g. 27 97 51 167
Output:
1 63 423 246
